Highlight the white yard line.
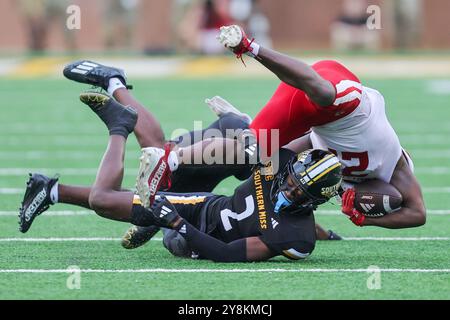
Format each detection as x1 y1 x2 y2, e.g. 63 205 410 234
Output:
342 237 450 241
316 209 450 216
0 210 93 216
0 188 22 195
3 187 450 195
0 237 122 242
1 149 450 160
0 268 448 274
0 237 448 243
1 209 450 217
0 151 140 161
0 169 137 176
0 167 449 177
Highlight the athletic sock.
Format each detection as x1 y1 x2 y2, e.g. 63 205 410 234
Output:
246 42 261 58
168 151 179 172
108 77 126 96
50 182 59 204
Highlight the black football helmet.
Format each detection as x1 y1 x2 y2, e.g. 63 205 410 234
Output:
270 149 343 214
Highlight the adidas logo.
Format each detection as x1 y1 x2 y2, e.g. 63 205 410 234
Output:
70 61 99 75
159 205 172 218
271 218 279 229
245 144 257 157
360 203 375 213
179 224 187 234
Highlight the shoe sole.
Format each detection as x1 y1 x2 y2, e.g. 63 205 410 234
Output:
136 149 167 209
80 91 111 110
136 151 153 209
121 226 159 249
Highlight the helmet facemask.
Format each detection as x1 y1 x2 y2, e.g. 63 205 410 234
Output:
270 150 342 215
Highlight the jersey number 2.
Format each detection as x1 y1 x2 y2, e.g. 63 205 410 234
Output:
221 196 254 231
329 149 369 177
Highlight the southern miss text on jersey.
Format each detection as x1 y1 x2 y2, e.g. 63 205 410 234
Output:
204 149 316 260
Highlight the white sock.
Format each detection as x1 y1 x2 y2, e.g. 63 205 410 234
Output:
246 42 261 58
107 77 126 96
168 151 179 172
50 182 59 204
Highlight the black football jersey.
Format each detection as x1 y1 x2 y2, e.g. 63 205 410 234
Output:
207 149 317 260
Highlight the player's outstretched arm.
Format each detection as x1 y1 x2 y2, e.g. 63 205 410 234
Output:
218 25 335 107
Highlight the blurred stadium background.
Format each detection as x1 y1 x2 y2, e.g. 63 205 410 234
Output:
0 0 449 300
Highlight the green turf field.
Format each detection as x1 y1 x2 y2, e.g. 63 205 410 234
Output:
0 77 449 300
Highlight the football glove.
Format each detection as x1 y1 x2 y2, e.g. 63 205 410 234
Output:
342 189 365 227
150 196 182 229
217 25 260 63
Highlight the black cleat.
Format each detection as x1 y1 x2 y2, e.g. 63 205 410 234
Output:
327 230 343 240
121 225 160 249
63 60 133 91
19 174 59 233
80 91 137 138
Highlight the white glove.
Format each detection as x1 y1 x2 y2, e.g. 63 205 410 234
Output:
217 25 244 49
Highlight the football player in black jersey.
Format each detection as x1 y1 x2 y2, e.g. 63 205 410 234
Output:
18 90 342 261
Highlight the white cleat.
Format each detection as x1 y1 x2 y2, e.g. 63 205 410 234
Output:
136 147 171 208
205 96 252 124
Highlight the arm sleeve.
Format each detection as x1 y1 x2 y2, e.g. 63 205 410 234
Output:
174 219 247 262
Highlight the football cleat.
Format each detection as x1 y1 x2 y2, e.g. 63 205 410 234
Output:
19 174 59 233
79 91 137 138
327 230 342 241
121 225 160 249
63 60 133 91
205 96 252 124
136 146 173 208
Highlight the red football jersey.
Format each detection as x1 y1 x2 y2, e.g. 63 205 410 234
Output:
250 60 362 155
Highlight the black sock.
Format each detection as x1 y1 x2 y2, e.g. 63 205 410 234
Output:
95 101 136 139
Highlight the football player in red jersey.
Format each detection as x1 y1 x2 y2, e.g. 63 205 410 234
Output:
217 25 426 229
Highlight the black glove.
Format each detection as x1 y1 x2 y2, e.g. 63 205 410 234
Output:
150 196 181 228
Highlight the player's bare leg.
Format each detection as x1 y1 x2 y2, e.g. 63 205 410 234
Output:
58 185 91 209
78 92 138 221
18 92 139 232
88 135 136 221
113 88 165 148
63 60 165 149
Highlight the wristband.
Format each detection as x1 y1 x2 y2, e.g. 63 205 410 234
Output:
245 42 260 58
